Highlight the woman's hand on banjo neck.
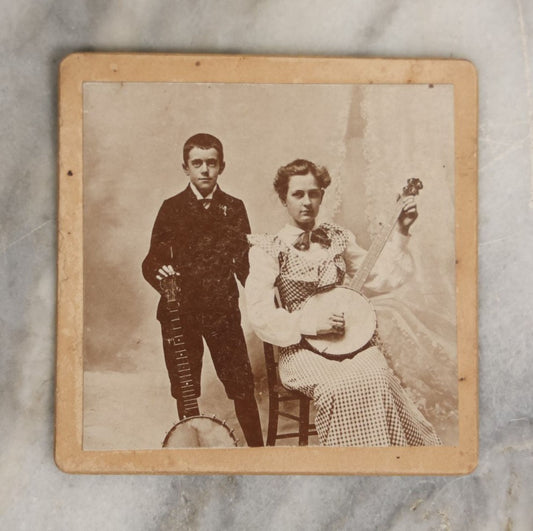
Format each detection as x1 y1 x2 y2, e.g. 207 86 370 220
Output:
397 195 418 236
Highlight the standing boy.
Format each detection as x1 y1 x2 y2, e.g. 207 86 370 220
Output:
142 133 263 446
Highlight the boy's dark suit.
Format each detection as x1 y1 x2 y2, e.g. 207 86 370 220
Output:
142 185 255 403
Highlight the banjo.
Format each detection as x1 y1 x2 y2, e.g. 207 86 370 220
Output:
301 178 423 360
160 272 238 448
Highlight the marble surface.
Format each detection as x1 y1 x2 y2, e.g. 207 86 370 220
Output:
1 0 532 529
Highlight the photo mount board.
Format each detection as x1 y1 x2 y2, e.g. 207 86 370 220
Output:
56 53 477 474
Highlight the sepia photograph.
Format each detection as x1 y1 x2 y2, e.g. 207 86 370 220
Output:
56 54 477 474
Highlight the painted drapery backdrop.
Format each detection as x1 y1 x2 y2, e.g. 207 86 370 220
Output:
83 82 457 449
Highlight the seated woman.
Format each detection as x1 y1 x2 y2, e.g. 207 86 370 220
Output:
245 159 441 446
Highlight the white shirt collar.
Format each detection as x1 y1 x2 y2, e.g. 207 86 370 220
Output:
190 183 218 201
278 223 313 246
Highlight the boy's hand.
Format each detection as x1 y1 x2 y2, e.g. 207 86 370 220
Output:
156 264 177 280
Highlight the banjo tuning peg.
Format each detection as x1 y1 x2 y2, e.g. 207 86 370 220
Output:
403 178 423 196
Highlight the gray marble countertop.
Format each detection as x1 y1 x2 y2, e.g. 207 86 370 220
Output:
1 1 532 529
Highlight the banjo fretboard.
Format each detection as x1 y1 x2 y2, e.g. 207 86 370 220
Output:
162 273 200 418
350 178 423 292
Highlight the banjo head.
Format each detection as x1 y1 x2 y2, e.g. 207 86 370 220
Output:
302 286 376 358
163 415 238 448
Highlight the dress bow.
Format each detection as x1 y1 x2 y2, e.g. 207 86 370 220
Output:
293 227 331 250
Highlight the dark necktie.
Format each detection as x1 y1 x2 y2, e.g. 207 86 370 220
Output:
200 199 211 210
293 227 331 250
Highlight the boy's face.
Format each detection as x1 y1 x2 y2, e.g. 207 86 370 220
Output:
183 147 225 197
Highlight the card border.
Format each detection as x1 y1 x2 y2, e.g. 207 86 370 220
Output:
56 53 478 475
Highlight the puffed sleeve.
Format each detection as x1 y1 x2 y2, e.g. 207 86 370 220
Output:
245 245 317 347
343 229 414 294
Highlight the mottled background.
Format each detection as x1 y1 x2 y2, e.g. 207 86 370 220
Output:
1 1 532 529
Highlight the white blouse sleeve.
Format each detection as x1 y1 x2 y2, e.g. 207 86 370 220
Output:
245 245 316 347
343 229 414 294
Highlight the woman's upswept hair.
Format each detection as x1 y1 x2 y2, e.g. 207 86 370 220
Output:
274 159 331 200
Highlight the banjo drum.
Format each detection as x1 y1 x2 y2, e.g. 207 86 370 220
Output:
301 178 423 360
163 415 238 448
301 287 376 360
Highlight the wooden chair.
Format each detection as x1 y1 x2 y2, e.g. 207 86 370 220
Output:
263 342 317 446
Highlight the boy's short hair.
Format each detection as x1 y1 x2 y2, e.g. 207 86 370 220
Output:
182 133 224 165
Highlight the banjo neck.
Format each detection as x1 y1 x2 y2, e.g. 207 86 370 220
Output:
349 199 406 293
166 299 200 418
160 255 200 418
349 178 423 292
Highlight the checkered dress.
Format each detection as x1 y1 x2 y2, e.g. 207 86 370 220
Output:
251 223 441 447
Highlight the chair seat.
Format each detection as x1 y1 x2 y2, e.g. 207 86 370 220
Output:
272 383 304 398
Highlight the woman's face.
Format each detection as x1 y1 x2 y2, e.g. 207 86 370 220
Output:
283 173 324 229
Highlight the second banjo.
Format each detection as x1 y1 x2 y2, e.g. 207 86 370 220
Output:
160 271 238 448
301 178 423 360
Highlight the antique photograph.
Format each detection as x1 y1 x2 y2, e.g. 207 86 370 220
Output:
82 81 457 449
56 54 477 474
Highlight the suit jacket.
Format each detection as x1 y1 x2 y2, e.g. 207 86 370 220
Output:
142 185 251 321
